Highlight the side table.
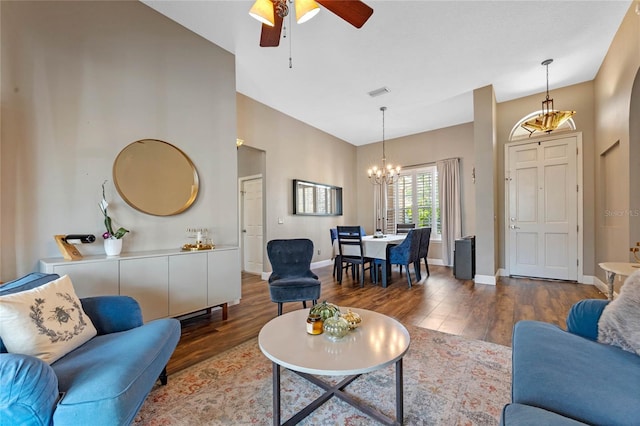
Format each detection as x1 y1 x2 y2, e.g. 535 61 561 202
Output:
598 262 640 300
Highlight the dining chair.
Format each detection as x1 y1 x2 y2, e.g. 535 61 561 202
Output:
329 228 338 277
266 239 321 316
336 226 374 287
387 229 422 288
418 227 432 277
396 223 416 234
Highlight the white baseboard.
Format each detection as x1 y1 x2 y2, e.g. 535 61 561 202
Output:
474 274 497 285
311 259 333 270
593 275 616 299
581 275 595 285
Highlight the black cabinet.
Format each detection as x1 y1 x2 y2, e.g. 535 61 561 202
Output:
454 236 476 280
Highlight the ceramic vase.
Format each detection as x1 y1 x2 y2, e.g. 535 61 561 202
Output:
104 238 123 256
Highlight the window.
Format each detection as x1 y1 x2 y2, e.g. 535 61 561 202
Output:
386 166 440 238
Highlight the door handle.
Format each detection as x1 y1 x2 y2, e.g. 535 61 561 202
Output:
509 225 520 229
242 229 247 233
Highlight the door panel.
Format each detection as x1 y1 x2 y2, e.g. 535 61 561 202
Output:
508 136 578 281
242 178 263 274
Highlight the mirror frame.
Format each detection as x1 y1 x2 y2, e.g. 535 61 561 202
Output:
113 139 199 216
293 179 343 216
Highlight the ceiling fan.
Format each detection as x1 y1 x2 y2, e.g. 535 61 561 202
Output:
249 0 374 47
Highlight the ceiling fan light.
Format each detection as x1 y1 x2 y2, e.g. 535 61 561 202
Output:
249 0 275 26
295 0 320 24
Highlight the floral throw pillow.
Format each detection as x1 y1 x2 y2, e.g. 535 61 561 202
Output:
0 274 97 364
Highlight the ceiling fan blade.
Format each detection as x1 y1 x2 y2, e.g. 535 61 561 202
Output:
316 0 373 28
260 10 284 46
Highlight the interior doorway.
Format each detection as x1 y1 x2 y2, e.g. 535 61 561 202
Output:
240 176 263 274
505 134 583 281
237 144 266 275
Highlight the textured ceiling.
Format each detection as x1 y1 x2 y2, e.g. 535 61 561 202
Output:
141 0 632 145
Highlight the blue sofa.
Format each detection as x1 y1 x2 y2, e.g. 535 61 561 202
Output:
501 299 640 425
0 273 181 425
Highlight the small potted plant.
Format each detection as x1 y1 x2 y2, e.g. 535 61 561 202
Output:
100 180 129 256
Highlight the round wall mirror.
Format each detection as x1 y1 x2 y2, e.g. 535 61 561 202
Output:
113 139 199 216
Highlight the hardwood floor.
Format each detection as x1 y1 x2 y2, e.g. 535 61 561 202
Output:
167 263 604 375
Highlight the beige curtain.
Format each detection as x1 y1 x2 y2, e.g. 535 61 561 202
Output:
437 158 462 267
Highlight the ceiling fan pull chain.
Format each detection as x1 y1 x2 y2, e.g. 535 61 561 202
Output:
288 1 293 68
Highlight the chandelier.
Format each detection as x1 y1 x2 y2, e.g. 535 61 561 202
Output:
521 59 576 135
368 106 400 185
249 0 320 26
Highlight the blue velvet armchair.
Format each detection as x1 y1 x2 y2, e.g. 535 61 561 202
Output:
267 239 321 315
0 273 181 426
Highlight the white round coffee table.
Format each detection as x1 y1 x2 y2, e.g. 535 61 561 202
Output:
258 308 410 425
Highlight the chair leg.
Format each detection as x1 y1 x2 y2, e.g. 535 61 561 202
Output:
414 262 421 282
159 367 168 385
312 299 317 306
424 258 430 276
407 266 413 288
302 301 307 309
278 303 283 316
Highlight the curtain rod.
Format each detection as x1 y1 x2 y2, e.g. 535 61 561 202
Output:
402 157 459 170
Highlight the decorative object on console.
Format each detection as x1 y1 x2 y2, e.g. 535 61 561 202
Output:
0 275 97 364
182 227 214 251
100 180 129 256
53 234 96 260
521 59 576 135
630 242 640 263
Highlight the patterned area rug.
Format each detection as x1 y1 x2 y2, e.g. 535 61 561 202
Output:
134 326 511 425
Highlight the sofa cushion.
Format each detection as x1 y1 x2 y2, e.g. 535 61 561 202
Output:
501 403 589 426
0 353 59 426
0 272 59 296
0 275 97 364
566 298 608 341
598 269 640 355
512 320 640 425
51 317 181 425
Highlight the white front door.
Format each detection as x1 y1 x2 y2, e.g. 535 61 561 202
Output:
241 178 263 274
507 136 578 281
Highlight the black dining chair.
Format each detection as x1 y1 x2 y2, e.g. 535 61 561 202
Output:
266 239 321 316
418 227 432 277
330 228 338 277
336 226 374 287
396 223 416 234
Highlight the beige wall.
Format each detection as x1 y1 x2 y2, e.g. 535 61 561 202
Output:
0 1 238 279
355 122 477 262
496 81 597 275
594 2 640 286
236 93 357 271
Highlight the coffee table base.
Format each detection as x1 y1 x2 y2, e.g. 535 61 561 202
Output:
272 359 403 426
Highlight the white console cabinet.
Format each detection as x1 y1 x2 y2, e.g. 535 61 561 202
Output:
40 247 241 322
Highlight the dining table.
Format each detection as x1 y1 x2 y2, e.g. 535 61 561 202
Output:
333 234 406 288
